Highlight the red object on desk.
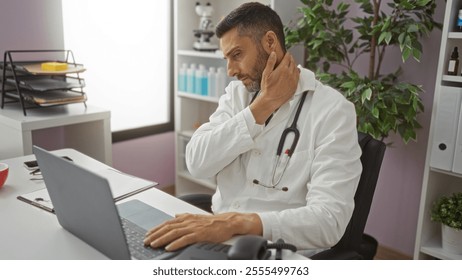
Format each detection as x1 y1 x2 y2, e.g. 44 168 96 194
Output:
0 163 9 188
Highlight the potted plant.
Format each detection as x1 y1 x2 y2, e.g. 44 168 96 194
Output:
431 192 462 254
284 0 441 143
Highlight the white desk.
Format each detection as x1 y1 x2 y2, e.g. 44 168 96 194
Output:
0 149 208 259
0 103 112 165
0 150 306 260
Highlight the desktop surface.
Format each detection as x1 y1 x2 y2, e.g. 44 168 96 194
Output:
0 149 206 260
0 149 307 260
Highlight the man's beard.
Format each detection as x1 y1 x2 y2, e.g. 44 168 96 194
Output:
244 49 269 92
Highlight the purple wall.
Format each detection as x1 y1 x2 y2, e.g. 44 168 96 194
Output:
0 0 64 51
112 132 175 189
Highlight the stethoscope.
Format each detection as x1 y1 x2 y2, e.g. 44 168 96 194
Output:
251 90 309 192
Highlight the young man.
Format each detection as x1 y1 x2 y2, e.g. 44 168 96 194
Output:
144 2 362 255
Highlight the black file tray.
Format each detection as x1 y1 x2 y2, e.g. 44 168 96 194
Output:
8 75 86 92
0 50 87 115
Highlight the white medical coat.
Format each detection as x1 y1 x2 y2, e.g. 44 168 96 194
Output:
186 67 362 250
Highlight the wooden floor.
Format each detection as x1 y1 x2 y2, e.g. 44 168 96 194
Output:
161 184 176 196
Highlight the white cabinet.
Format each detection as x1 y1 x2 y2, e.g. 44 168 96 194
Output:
414 0 462 260
0 103 112 165
173 0 301 195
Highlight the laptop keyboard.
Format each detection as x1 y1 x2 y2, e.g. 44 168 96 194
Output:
121 217 166 260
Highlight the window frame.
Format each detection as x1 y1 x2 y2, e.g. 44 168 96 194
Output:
62 0 174 143
113 0 174 142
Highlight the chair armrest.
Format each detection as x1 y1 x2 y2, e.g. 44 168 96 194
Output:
177 194 213 213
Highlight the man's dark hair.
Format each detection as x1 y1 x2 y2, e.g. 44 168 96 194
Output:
215 2 286 52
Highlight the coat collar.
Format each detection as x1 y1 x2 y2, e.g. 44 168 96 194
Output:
262 66 315 131
294 66 316 96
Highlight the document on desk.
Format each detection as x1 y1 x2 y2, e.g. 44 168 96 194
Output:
17 168 158 213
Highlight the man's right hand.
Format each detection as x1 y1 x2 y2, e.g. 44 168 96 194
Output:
250 51 300 125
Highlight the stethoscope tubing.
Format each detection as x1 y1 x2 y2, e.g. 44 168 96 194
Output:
276 91 308 157
270 90 308 186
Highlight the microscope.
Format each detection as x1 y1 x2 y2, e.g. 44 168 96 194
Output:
193 2 218 51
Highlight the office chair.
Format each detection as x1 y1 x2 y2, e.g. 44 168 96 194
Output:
178 132 386 260
310 132 386 259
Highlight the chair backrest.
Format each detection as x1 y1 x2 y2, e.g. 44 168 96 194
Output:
332 132 386 253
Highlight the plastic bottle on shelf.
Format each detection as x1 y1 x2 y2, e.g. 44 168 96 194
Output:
195 64 208 96
458 9 462 31
203 66 210 96
178 63 188 92
215 67 227 97
448 47 459 76
207 67 216 97
186 63 196 94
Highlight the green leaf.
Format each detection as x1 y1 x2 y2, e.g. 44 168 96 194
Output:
311 39 323 50
398 33 406 46
403 128 417 144
402 47 412 62
337 2 349 12
340 81 356 89
391 102 398 114
401 1 416 10
407 24 419 33
416 0 432 7
412 48 422 62
431 193 462 230
361 88 372 104
381 17 391 32
378 32 387 44
385 32 393 45
372 107 380 119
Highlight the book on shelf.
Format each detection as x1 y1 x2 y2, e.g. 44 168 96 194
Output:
17 168 157 213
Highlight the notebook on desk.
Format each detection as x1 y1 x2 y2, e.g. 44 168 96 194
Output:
17 165 157 213
32 145 179 260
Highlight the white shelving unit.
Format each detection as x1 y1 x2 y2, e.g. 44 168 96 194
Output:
414 0 462 260
173 0 301 196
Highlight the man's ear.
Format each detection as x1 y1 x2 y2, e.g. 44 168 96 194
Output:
261 31 283 64
261 31 279 54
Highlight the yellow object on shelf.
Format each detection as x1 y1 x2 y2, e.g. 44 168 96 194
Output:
41 62 68 71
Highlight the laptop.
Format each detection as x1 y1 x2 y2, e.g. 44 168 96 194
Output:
33 145 179 260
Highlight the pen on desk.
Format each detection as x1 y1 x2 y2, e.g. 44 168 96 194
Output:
16 196 54 213
30 201 55 213
30 168 41 175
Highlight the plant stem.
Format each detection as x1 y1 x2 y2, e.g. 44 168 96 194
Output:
375 45 386 79
369 0 381 80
